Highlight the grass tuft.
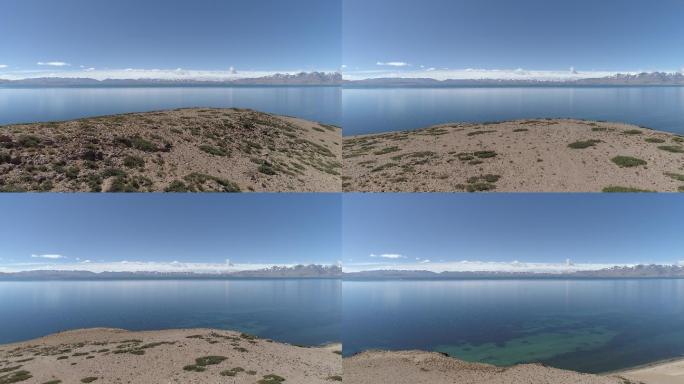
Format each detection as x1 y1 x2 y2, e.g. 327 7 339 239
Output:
199 145 228 157
258 374 286 384
658 145 684 153
611 156 647 168
602 186 655 193
373 146 400 155
568 139 600 149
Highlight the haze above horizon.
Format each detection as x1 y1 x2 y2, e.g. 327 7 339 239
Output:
343 0 684 80
0 0 341 80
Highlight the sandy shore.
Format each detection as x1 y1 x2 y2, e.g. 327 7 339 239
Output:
0 108 341 192
343 350 643 384
0 328 342 384
343 119 684 192
616 357 684 384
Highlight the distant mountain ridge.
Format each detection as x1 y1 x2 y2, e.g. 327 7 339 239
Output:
0 264 342 280
344 72 684 87
3 264 683 280
344 264 684 279
0 72 342 87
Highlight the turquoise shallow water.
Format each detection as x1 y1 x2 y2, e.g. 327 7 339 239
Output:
342 86 684 136
0 86 341 126
343 279 684 373
0 279 341 346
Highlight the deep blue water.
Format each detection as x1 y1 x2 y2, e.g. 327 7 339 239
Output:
0 279 340 346
343 87 684 136
343 279 684 373
0 86 340 126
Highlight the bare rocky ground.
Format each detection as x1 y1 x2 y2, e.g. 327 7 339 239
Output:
344 119 684 192
0 328 342 384
0 108 341 192
343 350 640 384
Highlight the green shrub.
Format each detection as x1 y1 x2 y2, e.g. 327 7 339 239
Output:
195 356 227 366
373 146 400 155
17 135 41 147
645 137 666 143
474 151 497 158
568 140 600 149
164 181 189 192
258 161 277 175
199 145 227 156
65 167 80 180
0 370 32 383
665 172 684 182
123 156 145 169
258 374 286 384
611 156 646 168
658 145 684 153
220 367 245 377
602 186 655 193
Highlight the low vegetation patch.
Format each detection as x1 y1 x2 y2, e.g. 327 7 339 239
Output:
473 150 497 159
115 135 160 152
183 365 206 372
16 135 41 148
456 151 497 161
123 155 145 169
240 333 258 340
220 367 245 377
182 173 240 192
611 156 647 168
258 374 286 384
658 145 684 153
467 130 497 136
258 161 277 175
568 139 601 149
623 129 643 135
80 378 98 383
199 145 228 157
195 355 227 366
370 163 397 173
665 172 684 182
645 137 666 143
108 175 153 192
0 370 32 383
373 146 400 155
602 186 655 193
465 174 500 192
512 128 528 132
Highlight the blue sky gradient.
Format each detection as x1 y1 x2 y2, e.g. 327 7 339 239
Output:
343 194 684 272
0 0 340 76
0 195 341 272
343 0 684 79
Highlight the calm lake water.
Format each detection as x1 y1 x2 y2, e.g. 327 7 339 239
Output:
343 87 684 136
0 86 340 126
343 279 684 373
0 279 340 346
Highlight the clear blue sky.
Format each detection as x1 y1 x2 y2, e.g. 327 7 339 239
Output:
0 0 341 71
343 0 684 72
0 195 340 267
343 194 684 267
